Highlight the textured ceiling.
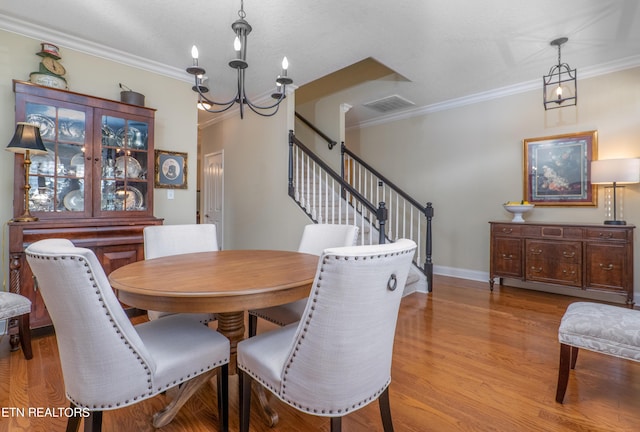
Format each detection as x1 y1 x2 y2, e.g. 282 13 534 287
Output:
1 0 639 127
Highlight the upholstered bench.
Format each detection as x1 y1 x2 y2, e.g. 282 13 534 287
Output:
555 301 640 403
0 291 33 359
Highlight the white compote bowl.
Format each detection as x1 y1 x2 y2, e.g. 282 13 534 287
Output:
503 203 535 223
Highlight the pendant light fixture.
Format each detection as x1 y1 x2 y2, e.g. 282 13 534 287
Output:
186 0 293 119
543 37 577 110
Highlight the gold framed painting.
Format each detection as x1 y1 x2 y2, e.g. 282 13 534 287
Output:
154 150 187 189
523 131 597 206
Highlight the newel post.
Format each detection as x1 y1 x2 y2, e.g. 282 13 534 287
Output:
377 202 388 245
424 202 434 292
288 130 295 198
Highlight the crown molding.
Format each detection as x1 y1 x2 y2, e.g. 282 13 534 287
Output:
0 14 191 82
350 54 640 130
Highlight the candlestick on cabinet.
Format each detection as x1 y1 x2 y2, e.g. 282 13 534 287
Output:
591 158 640 225
5 122 48 222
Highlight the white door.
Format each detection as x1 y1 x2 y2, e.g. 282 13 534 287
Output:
203 151 224 248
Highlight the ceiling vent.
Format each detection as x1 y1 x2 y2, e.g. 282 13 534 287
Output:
362 94 415 113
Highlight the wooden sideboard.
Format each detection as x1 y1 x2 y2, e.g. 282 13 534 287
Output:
489 222 634 305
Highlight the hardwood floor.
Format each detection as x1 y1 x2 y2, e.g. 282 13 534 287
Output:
2 275 639 431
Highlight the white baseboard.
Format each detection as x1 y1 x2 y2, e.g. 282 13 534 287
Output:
430 265 633 306
434 265 489 283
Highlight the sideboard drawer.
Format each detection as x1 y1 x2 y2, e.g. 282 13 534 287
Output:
492 224 522 237
526 261 581 286
585 228 629 241
525 240 581 263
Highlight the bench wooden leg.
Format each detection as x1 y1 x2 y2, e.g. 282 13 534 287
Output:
555 343 574 403
570 345 578 369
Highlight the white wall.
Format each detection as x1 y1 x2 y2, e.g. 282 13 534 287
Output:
1 30 199 285
346 67 640 299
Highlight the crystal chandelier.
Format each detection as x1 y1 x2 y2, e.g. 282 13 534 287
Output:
186 0 293 119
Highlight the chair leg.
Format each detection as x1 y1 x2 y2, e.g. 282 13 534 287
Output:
17 313 33 360
555 343 572 403
65 403 82 432
379 387 394 432
84 411 102 432
330 417 342 432
217 364 229 432
248 314 258 337
239 370 252 432
570 345 579 369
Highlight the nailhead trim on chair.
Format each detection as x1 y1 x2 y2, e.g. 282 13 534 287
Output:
242 248 411 415
27 253 232 410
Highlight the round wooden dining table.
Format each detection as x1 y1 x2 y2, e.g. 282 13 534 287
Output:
109 249 319 427
109 249 318 366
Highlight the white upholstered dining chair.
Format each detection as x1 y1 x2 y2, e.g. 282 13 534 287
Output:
238 239 416 432
0 291 33 359
248 223 359 337
25 238 230 432
144 224 218 323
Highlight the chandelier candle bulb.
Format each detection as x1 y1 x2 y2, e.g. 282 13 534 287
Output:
191 45 198 63
186 0 292 118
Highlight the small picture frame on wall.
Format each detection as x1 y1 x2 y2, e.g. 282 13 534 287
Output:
523 130 597 206
154 150 187 189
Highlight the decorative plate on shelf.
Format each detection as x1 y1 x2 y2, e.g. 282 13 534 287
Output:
116 126 144 148
114 186 143 210
59 121 85 141
114 156 142 178
30 150 58 175
63 189 84 211
26 113 55 139
30 187 55 211
102 125 117 146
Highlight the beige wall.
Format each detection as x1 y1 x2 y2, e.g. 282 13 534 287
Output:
1 30 199 284
199 99 310 252
345 67 640 298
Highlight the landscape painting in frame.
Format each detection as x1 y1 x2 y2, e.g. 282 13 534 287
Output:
523 131 597 206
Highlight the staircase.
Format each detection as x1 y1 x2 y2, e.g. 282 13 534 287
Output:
288 125 433 294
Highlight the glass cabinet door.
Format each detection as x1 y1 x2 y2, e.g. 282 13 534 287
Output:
26 102 89 216
100 115 149 213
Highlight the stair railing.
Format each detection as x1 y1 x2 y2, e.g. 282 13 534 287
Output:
289 130 387 245
341 143 434 292
294 112 337 150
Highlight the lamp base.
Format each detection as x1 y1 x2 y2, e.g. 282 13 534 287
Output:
11 213 39 222
604 220 626 225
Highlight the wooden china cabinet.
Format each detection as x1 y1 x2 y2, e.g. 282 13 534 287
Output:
7 80 162 346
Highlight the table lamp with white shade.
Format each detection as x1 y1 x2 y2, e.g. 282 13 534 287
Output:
590 158 640 225
5 122 48 222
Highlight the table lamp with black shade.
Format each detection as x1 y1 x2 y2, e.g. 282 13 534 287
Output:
6 122 48 222
591 158 640 225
